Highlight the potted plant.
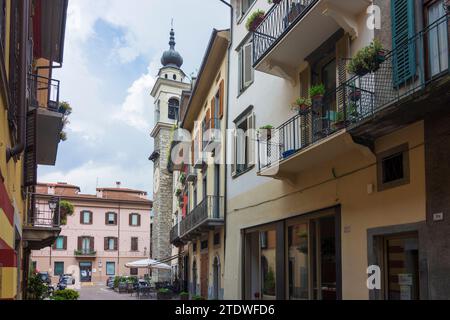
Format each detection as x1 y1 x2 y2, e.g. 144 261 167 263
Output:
59 200 74 225
347 39 386 76
157 288 173 300
309 84 325 101
192 295 206 301
246 10 265 31
348 87 361 102
50 289 80 301
175 188 182 197
259 125 274 141
347 102 359 121
179 291 189 301
179 173 186 185
333 111 347 130
292 97 312 114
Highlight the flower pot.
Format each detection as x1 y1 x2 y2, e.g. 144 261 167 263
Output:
333 121 347 130
349 89 361 102
249 15 264 32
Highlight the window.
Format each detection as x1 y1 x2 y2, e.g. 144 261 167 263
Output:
81 211 93 225
129 213 141 227
130 268 138 276
236 0 256 21
238 41 254 93
168 98 180 121
106 262 115 276
377 144 410 191
201 240 208 250
54 236 66 250
426 0 448 77
233 108 255 176
77 236 94 254
105 237 118 251
54 262 64 276
105 212 117 225
173 74 177 81
214 233 221 246
131 237 138 251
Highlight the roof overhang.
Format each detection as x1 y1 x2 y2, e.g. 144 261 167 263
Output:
181 29 230 131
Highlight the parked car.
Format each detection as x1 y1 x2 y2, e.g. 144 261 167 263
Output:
57 275 76 290
38 272 51 285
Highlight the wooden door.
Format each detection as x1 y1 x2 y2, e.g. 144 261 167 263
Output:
200 253 209 298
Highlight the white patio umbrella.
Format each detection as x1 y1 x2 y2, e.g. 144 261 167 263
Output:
125 259 171 270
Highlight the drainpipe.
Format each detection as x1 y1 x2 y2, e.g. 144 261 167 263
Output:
6 0 29 162
219 0 233 273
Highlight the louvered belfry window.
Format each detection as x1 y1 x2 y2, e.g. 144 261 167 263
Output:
392 0 416 86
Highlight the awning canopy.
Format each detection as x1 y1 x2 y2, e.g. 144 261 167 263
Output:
125 259 171 270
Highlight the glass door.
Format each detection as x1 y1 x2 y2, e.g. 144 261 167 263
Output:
427 0 448 78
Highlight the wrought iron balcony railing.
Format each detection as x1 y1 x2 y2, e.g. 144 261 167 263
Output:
27 194 61 228
253 0 317 65
74 250 97 256
28 73 61 112
259 13 450 171
170 224 181 244
180 196 224 238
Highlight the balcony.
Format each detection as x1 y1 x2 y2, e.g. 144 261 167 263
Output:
74 250 97 259
170 224 184 247
23 194 62 251
253 0 369 80
258 14 450 179
28 73 63 166
179 196 224 240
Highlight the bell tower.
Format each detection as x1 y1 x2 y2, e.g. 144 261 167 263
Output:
150 28 190 280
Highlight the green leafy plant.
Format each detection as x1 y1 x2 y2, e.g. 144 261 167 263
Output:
158 288 171 294
27 273 48 300
347 39 385 76
292 97 312 112
259 125 274 130
179 291 189 297
59 101 72 142
59 200 74 225
246 10 265 31
309 84 325 98
51 289 80 301
175 188 182 197
179 173 186 185
192 295 206 300
263 268 276 296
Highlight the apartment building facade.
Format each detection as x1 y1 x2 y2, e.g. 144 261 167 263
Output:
31 183 153 284
168 29 229 300
0 0 68 299
223 0 450 300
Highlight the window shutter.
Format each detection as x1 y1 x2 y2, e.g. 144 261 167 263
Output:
129 214 132 226
105 212 108 225
114 213 118 225
243 43 253 88
392 0 416 86
219 80 224 119
89 212 93 224
63 236 67 250
211 98 215 129
52 240 56 250
137 214 141 227
114 238 118 251
90 237 95 251
104 238 108 251
336 34 350 86
77 237 82 251
247 113 256 166
80 212 83 224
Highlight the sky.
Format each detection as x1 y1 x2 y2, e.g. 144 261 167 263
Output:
38 0 230 198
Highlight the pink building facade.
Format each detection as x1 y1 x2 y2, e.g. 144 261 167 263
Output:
31 183 153 284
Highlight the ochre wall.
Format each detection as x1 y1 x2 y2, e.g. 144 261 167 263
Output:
224 121 426 300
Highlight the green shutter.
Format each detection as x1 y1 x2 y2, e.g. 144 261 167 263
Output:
392 0 416 86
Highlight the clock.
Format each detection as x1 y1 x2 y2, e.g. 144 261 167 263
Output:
153 167 160 194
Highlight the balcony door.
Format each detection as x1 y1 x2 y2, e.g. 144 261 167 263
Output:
425 0 448 78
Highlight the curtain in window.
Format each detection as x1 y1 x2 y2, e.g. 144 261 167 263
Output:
428 1 448 77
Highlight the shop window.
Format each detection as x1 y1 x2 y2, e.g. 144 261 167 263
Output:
54 262 64 276
106 262 115 276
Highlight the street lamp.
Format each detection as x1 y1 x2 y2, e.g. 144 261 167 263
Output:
48 197 59 226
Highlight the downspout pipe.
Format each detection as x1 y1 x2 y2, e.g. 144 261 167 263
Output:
219 0 232 269
6 0 29 162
